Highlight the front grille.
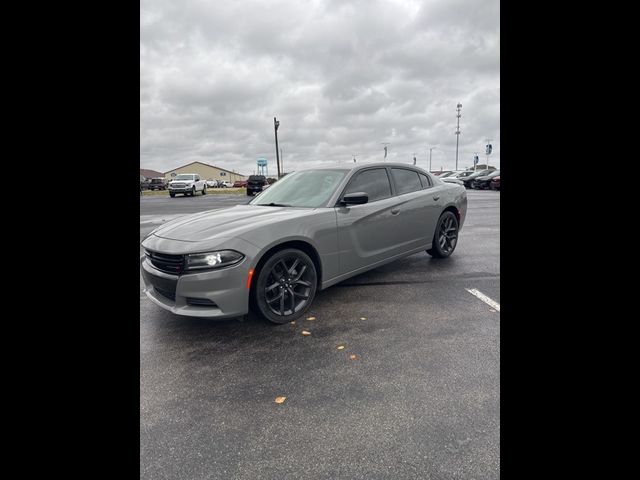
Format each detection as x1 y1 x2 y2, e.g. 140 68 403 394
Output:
171 183 186 188
155 287 176 301
186 298 218 307
145 250 185 275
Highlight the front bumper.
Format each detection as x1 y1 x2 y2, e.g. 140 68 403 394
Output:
140 256 251 318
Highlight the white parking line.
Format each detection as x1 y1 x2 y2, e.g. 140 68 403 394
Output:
466 288 500 312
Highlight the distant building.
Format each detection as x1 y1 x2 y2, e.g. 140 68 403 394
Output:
163 161 247 183
140 168 164 179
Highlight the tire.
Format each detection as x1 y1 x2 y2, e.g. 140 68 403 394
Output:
191 186 196 196
427 211 459 259
169 192 175 198
253 248 318 324
202 185 207 195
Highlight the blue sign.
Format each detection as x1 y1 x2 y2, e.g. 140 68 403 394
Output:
257 158 267 167
486 144 493 155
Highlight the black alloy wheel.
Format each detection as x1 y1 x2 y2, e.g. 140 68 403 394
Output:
254 249 317 324
427 211 459 258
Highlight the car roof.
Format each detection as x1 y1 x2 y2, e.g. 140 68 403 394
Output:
294 162 433 174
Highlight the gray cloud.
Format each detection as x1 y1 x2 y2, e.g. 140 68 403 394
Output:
141 0 500 174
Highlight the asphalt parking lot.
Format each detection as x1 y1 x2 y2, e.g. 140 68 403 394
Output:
140 190 500 479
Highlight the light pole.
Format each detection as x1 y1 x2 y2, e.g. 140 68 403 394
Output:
485 138 493 170
455 103 462 171
428 146 436 172
381 142 390 161
280 147 283 175
274 117 281 178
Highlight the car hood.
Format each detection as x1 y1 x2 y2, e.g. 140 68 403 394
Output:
150 204 317 242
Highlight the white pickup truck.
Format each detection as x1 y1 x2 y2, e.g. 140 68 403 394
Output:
168 173 207 198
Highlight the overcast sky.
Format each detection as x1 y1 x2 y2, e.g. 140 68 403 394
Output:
140 0 499 175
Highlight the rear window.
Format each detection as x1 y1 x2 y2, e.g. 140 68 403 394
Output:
249 176 266 181
392 168 423 195
419 173 431 188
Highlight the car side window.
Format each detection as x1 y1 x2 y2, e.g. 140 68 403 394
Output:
392 168 423 195
419 173 432 189
344 168 392 203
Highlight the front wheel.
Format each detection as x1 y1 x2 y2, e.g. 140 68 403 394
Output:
169 192 175 198
191 186 196 196
202 185 207 195
254 249 317 324
427 211 459 258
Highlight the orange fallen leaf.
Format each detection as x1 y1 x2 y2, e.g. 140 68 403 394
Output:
337 345 345 350
349 354 357 360
274 396 286 404
301 330 311 336
306 316 316 321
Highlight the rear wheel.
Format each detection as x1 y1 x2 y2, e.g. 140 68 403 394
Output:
254 249 317 324
427 211 459 258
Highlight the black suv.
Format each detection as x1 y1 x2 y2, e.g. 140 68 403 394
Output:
148 178 167 190
247 175 267 196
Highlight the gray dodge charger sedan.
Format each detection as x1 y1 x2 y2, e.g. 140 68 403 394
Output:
141 163 467 323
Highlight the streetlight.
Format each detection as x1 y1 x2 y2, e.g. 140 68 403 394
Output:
381 142 390 160
274 117 281 178
428 146 437 172
455 103 462 171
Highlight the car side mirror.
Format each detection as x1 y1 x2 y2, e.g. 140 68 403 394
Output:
341 192 368 205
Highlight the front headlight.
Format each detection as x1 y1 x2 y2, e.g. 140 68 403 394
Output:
186 250 244 271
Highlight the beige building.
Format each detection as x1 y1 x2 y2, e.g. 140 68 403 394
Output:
164 161 247 183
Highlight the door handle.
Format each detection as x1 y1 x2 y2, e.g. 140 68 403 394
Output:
433 195 440 201
391 208 400 215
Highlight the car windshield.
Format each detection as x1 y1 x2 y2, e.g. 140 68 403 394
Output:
174 174 194 180
250 169 348 208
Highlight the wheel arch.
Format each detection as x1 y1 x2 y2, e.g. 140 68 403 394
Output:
249 239 323 294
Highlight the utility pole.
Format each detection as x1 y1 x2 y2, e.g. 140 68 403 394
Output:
381 142 390 161
280 147 283 175
455 103 462 171
428 146 436 173
274 117 281 179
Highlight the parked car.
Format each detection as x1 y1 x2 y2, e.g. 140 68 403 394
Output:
434 171 453 177
141 163 467 323
247 175 267 196
219 181 234 188
233 180 248 188
490 176 500 190
452 170 476 180
140 175 150 192
148 178 167 191
461 169 494 188
168 173 207 197
206 179 219 188
471 169 500 189
441 177 464 186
